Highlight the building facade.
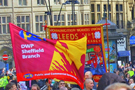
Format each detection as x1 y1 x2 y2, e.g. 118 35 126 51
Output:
0 0 133 67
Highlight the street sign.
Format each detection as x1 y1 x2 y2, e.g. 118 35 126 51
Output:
2 54 8 61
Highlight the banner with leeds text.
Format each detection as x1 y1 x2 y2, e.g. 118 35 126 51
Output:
9 23 87 89
48 25 107 82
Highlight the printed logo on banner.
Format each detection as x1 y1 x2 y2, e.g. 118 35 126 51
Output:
19 30 42 41
24 73 33 79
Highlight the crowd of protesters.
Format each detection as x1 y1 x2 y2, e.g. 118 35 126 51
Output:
1 61 135 90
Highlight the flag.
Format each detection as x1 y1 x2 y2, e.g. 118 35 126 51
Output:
9 23 87 89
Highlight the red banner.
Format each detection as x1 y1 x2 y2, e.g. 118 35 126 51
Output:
48 25 107 82
9 23 87 89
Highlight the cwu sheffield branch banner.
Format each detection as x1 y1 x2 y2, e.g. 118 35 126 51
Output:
47 25 107 82
9 23 87 89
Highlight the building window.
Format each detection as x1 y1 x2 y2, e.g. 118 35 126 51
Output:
120 4 123 11
54 0 61 4
116 4 118 11
91 13 95 24
84 14 89 25
37 0 44 5
97 13 101 22
109 13 111 21
116 4 123 29
109 4 111 11
80 0 83 4
19 0 27 5
84 0 89 4
35 15 47 32
97 4 100 12
0 0 7 6
67 14 77 25
120 13 123 28
54 14 65 26
116 13 119 28
17 15 30 32
81 13 83 25
91 4 94 12
0 16 11 34
104 4 107 11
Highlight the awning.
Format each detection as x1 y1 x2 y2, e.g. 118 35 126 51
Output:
117 51 130 57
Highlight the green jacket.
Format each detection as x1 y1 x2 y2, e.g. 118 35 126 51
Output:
0 76 8 88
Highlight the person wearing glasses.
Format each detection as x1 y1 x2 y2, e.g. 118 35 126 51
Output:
55 80 66 90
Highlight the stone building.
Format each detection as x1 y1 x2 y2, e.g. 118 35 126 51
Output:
0 0 133 67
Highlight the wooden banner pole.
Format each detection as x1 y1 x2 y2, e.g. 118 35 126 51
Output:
106 18 110 72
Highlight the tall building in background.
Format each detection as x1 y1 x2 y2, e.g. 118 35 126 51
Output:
0 0 134 67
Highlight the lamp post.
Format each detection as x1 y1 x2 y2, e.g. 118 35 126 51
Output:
69 0 79 25
44 0 52 25
72 0 75 25
57 0 79 25
56 1 70 25
108 0 109 20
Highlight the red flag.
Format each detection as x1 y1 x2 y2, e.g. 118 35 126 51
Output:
9 23 87 89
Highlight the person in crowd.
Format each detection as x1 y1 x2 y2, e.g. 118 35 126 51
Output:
133 64 135 68
12 67 16 75
31 84 40 90
52 80 59 90
26 80 32 90
119 72 125 80
5 82 17 90
37 79 46 88
59 87 68 90
0 68 5 76
124 73 130 84
0 74 8 90
97 73 126 90
65 83 71 90
130 83 135 89
32 79 39 86
40 79 48 90
84 78 95 90
8 72 14 80
117 65 123 72
45 79 53 90
11 76 17 87
113 69 117 73
85 71 97 89
127 64 132 70
19 81 27 90
115 70 120 75
129 61 133 68
104 83 132 90
128 68 134 77
71 87 80 90
55 80 66 90
129 78 135 85
5 71 9 76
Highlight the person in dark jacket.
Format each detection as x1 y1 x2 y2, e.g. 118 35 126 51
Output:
97 73 126 90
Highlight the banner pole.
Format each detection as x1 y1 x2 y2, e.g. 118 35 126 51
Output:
48 78 51 90
106 18 110 72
